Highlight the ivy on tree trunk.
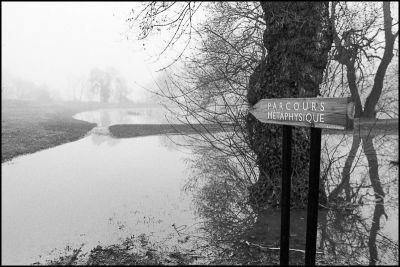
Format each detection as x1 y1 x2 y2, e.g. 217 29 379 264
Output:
246 2 333 209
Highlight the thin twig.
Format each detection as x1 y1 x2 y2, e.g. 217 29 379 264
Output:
245 241 323 254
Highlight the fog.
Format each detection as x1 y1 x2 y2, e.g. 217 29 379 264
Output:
2 2 175 102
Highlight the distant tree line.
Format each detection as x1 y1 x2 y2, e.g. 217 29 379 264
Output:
2 67 133 103
86 67 132 103
68 67 132 103
1 73 53 101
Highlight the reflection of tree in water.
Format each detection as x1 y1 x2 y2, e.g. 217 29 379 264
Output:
99 110 111 127
321 131 398 265
318 200 397 265
90 134 120 146
158 134 189 152
182 130 398 265
183 140 263 264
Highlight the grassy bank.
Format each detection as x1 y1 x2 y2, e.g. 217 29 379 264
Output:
1 100 139 162
35 234 310 265
37 235 198 265
109 123 233 138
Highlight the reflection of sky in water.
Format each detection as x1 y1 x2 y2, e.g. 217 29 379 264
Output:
2 109 195 265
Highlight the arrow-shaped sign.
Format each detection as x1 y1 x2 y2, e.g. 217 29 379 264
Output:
249 97 354 130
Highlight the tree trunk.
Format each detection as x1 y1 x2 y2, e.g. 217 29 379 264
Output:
247 2 333 209
363 2 397 118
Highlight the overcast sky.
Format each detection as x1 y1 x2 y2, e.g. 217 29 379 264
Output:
2 2 178 101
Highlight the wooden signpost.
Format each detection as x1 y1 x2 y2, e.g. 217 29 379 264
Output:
249 97 354 266
250 97 354 130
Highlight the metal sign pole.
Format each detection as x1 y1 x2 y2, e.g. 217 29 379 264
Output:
249 97 353 265
280 125 292 265
305 127 322 265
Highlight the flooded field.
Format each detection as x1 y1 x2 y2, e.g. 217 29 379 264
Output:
2 108 398 265
2 108 196 264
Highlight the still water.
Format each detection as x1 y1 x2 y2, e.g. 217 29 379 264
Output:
2 108 196 265
2 108 399 265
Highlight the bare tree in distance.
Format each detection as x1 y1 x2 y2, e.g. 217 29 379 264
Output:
86 67 133 103
88 68 112 103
